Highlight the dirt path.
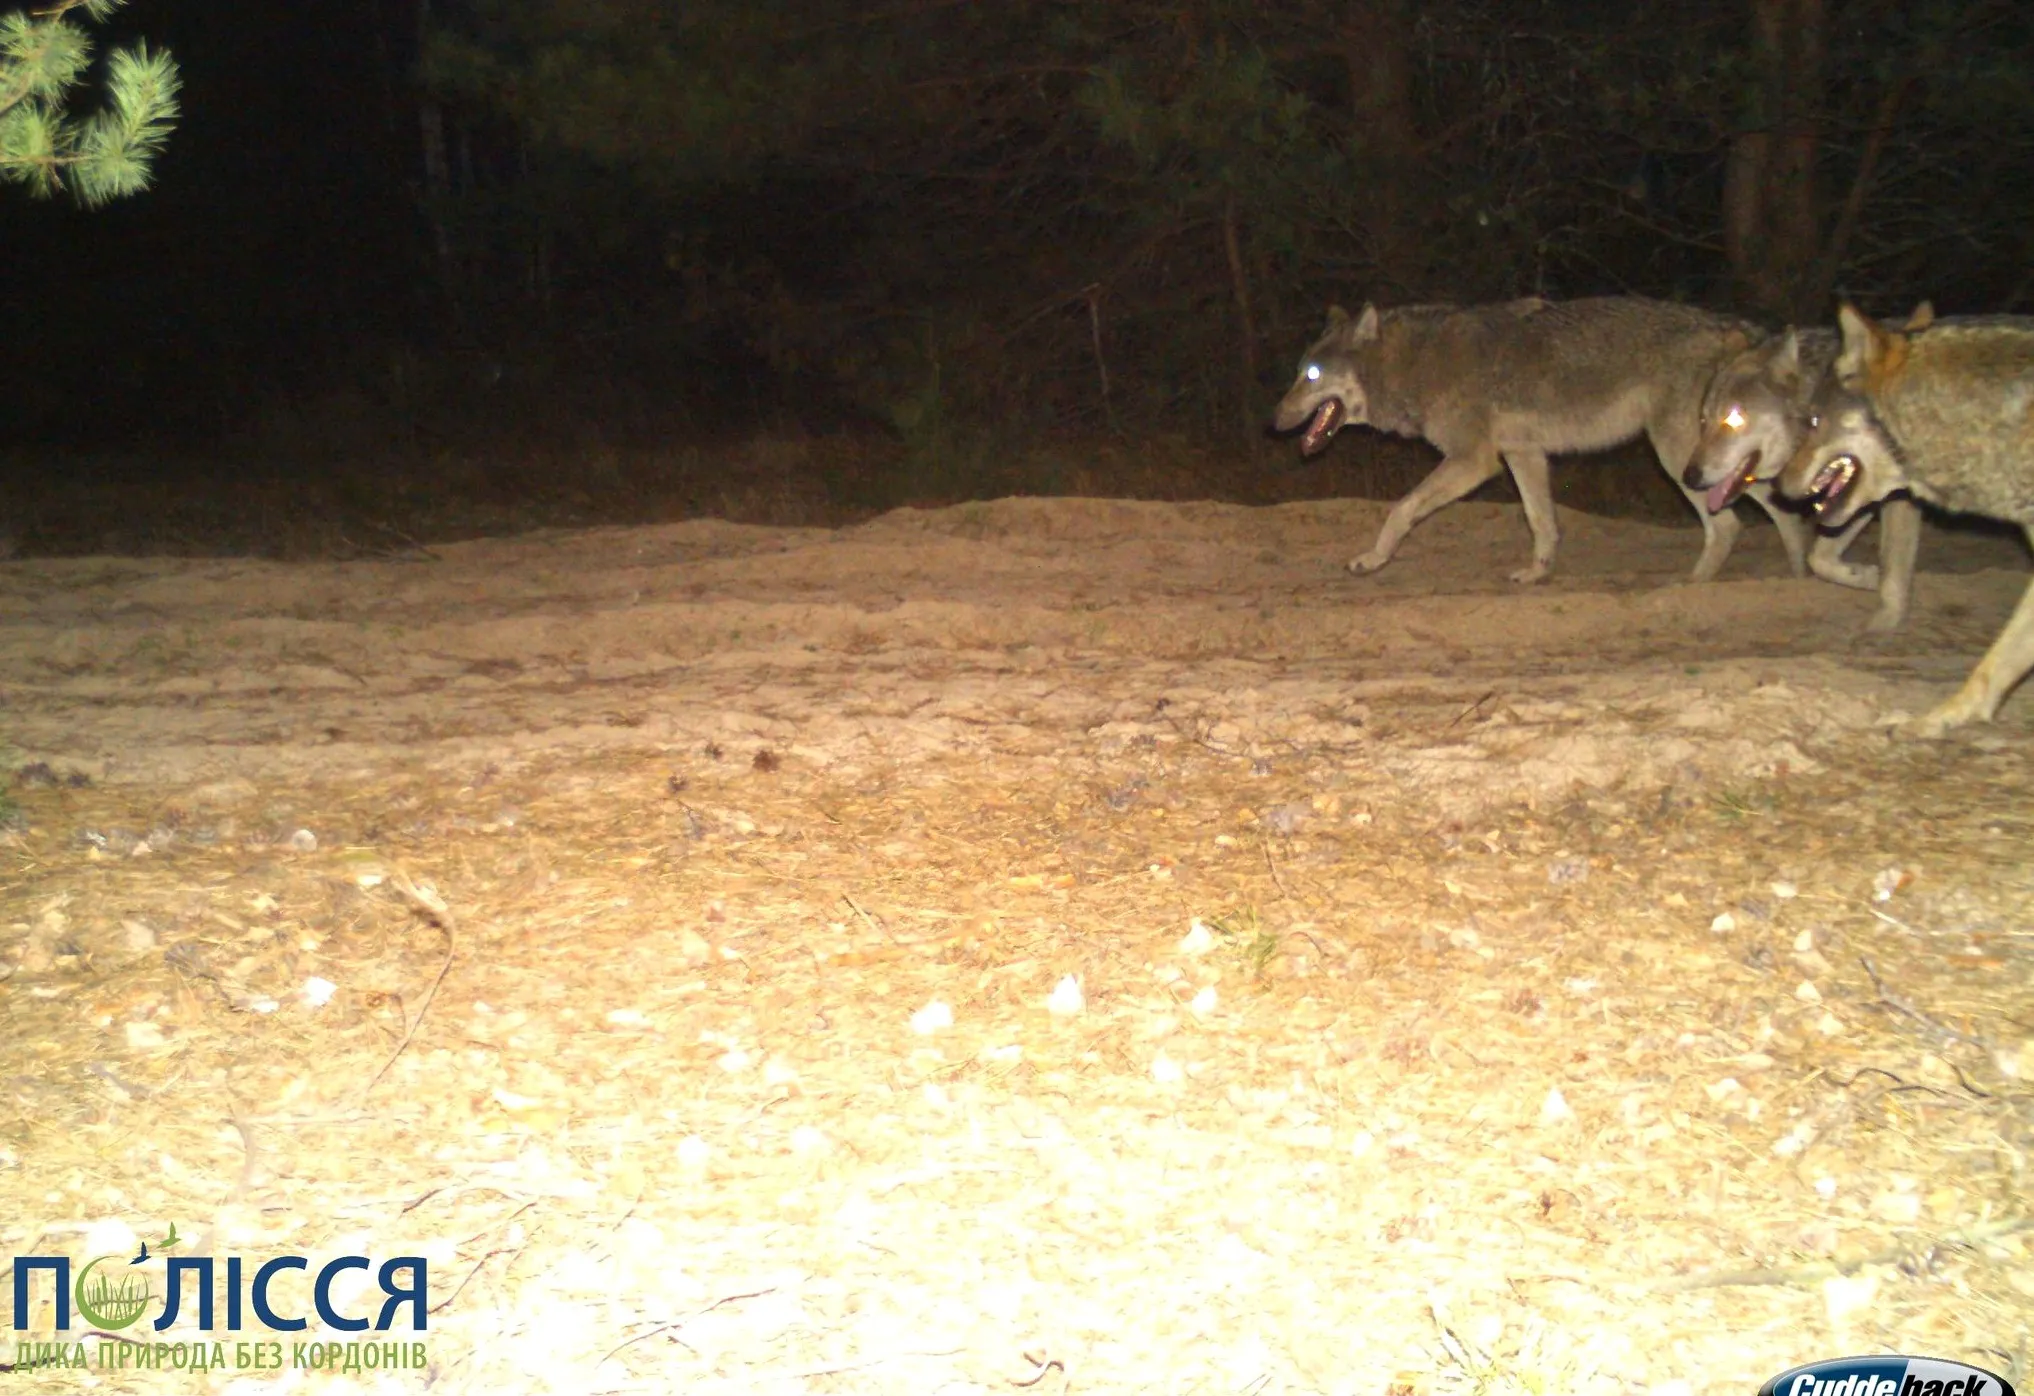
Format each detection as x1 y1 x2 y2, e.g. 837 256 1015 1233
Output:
4 498 2027 796
3 499 2030 1394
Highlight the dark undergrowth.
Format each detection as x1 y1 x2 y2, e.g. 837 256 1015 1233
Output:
0 425 1712 562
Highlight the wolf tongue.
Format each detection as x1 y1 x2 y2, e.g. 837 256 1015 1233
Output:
1813 456 1857 511
1703 458 1757 515
1302 398 1345 456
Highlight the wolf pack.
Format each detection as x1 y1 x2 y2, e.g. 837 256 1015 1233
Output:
1271 295 2034 737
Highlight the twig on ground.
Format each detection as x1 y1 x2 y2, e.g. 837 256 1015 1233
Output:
841 890 894 943
1859 955 1992 1049
363 870 459 1097
1655 1216 2033 1292
598 1287 781 1367
1259 831 1292 901
1445 690 1496 730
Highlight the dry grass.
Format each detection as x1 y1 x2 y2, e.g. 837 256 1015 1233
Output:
4 719 2031 1393
1 491 2028 1394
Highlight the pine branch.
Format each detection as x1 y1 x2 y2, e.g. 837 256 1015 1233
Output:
0 0 177 203
71 40 178 203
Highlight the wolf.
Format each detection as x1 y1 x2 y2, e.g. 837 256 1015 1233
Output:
1680 312 1936 632
1272 297 1830 585
1778 302 2034 733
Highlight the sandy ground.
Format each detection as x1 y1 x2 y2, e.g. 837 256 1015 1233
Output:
2 496 2031 1394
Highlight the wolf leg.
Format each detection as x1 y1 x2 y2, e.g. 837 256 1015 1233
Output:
1802 510 1879 591
1349 445 1503 575
1502 450 1558 584
1862 498 1920 633
1674 489 1746 583
1650 413 1743 583
1759 489 1815 578
1913 545 2034 735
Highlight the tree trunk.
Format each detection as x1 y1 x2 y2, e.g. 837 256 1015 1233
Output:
1222 193 1260 441
1724 0 1825 321
1801 76 1910 317
1342 0 1418 295
417 100 462 330
415 0 463 332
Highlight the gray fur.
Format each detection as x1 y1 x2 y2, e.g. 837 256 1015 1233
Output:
1779 305 2034 731
1272 296 1822 585
1683 325 1921 631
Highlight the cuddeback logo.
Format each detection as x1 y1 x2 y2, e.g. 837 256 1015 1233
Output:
9 1227 427 1376
1760 1356 2018 1396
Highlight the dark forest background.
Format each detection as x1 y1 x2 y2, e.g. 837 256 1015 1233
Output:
4 0 2032 552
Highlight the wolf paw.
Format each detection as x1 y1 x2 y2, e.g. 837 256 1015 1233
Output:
1861 604 1907 635
1508 560 1551 585
1811 562 1880 592
1910 693 1987 739
1347 550 1390 575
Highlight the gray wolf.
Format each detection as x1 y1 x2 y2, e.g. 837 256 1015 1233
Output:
1681 312 1936 631
1778 302 2034 733
1272 297 1825 585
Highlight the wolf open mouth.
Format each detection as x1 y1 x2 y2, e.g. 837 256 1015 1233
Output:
1805 454 1861 516
1301 398 1345 456
1703 451 1762 514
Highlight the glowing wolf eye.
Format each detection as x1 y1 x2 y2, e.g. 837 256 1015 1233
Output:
1723 405 1746 431
1305 365 1321 381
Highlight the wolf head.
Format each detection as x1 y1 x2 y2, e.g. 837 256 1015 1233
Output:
1775 303 1917 528
1684 302 1932 515
1683 331 1812 513
1272 304 1379 456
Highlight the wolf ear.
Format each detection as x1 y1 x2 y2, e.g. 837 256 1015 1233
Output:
1325 305 1351 330
1834 303 1890 381
1351 304 1382 344
1901 300 1936 332
1770 329 1802 385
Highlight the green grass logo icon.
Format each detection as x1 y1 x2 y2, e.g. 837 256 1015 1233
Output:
73 1256 153 1330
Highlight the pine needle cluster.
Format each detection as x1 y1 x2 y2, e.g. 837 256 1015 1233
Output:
0 0 178 205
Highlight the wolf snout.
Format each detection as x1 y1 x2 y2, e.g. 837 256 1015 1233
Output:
1270 397 1320 435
